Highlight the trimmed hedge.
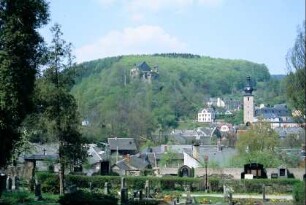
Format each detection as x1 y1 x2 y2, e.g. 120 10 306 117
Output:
66 175 201 191
36 172 301 194
209 178 301 193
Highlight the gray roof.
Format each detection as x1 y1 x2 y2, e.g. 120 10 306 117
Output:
114 154 150 171
142 146 184 160
87 144 106 164
136 62 151 72
255 105 290 117
184 146 237 167
108 138 137 151
274 127 305 138
24 154 58 161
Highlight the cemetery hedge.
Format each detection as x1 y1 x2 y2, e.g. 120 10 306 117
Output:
292 181 305 204
36 172 301 194
209 178 301 193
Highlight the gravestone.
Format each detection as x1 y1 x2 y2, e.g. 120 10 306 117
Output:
145 180 150 198
133 190 138 198
0 173 6 197
14 176 19 190
224 185 233 204
34 183 42 201
6 177 12 191
139 190 143 200
185 185 192 204
104 182 110 195
89 182 93 192
120 177 128 205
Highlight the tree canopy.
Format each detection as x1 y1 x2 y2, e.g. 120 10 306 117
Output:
70 54 285 143
0 0 49 168
235 121 281 167
285 21 305 118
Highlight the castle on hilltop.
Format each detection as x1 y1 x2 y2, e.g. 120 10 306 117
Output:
130 61 159 83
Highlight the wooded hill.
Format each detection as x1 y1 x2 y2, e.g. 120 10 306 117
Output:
71 53 286 142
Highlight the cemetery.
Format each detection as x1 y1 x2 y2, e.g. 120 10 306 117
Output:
0 168 302 204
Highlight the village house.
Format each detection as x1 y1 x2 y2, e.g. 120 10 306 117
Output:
254 104 301 128
207 97 225 108
169 127 216 145
111 153 156 176
85 144 110 175
197 108 215 123
108 137 137 156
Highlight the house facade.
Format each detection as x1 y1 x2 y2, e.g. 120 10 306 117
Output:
198 108 215 122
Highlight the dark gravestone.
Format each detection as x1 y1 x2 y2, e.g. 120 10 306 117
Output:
34 183 42 201
14 176 19 190
279 168 286 177
271 173 278 179
133 190 138 198
100 161 110 175
120 188 128 205
139 190 143 200
120 177 128 205
0 174 6 197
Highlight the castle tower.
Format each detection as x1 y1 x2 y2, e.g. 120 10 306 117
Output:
243 76 254 125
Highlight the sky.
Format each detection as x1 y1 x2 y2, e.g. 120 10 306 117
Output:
40 0 305 74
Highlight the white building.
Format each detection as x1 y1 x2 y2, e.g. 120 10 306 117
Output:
198 108 215 122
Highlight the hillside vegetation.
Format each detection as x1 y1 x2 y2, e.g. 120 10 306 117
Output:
71 54 286 142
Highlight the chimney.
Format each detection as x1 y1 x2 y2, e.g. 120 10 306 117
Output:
125 154 130 162
192 143 200 160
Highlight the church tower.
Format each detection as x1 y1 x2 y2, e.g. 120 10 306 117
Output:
243 76 254 125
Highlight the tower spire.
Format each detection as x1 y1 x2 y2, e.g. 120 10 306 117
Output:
244 76 253 95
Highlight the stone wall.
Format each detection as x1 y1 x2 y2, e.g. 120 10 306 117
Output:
160 167 305 180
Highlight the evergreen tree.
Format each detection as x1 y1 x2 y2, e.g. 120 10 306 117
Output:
32 24 87 195
0 0 49 168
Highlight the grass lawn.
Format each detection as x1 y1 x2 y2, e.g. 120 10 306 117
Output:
194 196 293 205
0 191 59 205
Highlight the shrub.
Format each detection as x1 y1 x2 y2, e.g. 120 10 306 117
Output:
37 172 59 194
58 190 118 205
0 191 32 204
293 181 305 205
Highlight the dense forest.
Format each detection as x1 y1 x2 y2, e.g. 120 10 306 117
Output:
70 53 287 142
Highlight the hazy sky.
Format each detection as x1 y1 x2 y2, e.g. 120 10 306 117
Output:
40 0 305 74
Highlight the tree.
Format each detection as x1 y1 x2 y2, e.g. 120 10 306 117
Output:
159 147 177 167
0 0 49 168
285 21 305 118
33 24 87 195
236 120 281 167
237 121 279 153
